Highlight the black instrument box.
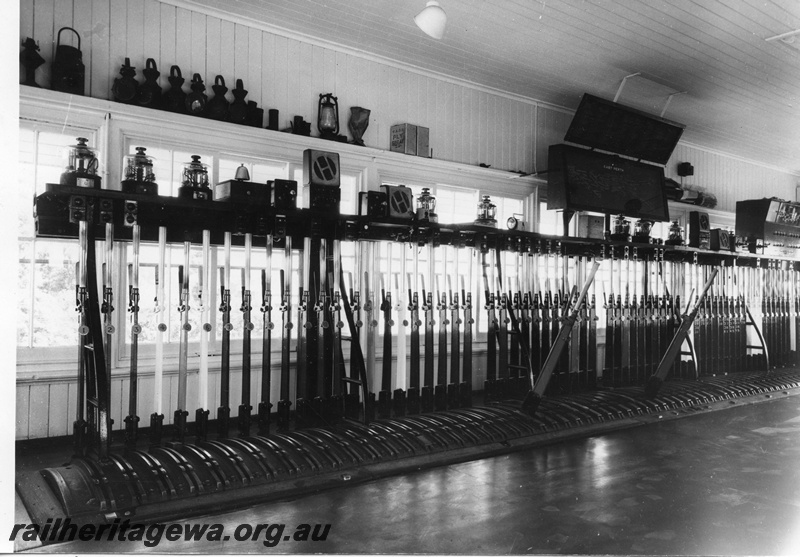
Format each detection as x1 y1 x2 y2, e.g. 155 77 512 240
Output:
121 180 158 196
709 228 729 251
308 183 340 213
270 179 298 212
214 180 268 205
689 211 710 249
359 191 388 218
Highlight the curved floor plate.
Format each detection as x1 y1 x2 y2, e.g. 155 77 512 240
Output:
16 370 800 533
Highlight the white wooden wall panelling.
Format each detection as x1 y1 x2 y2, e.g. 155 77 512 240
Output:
284 38 300 128
143 0 161 80
191 10 205 83
67 382 79 437
364 59 382 148
474 90 485 166
426 77 438 159
33 0 55 89
233 22 247 93
272 35 288 122
451 85 463 164
323 44 335 97
109 0 126 100
405 71 418 141
483 92 494 168
127 0 144 74
136 374 153 422
53 0 72 32
205 14 220 90
503 99 513 171
308 43 321 125
259 31 273 111
158 1 175 94
506 100 517 172
52 0 75 92
17 385 30 439
467 88 478 166
28 383 50 438
333 50 348 128
20 1 34 46
664 143 796 213
436 80 448 162
117 374 128 432
247 26 261 104
493 93 504 167
486 93 497 169
186 369 199 421
174 7 191 80
208 367 218 416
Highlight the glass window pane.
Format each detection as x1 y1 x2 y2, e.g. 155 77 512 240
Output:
19 128 92 353
252 161 288 183
32 240 80 347
17 239 33 348
439 186 478 224
340 173 358 215
492 196 524 230
539 201 559 234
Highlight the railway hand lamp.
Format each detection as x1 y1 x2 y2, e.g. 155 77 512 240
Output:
475 195 497 227
318 93 340 140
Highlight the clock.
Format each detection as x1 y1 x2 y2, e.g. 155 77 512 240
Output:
506 216 524 230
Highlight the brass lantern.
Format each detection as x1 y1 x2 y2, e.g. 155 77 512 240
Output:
475 195 497 227
665 220 684 246
121 146 158 195
610 214 631 242
178 155 212 201
416 187 437 223
60 137 100 189
633 218 654 243
318 93 339 140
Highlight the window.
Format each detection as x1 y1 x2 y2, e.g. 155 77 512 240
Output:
538 200 561 235
18 125 98 363
20 96 541 379
493 197 524 231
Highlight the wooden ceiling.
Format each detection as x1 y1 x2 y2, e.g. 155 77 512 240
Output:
186 0 800 174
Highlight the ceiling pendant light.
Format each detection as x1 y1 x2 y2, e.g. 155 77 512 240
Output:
414 1 447 40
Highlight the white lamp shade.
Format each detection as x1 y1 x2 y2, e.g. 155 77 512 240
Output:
414 1 447 40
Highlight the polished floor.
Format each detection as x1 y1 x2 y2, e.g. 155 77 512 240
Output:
20 392 800 555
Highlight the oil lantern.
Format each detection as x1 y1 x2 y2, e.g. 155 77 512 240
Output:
318 93 340 140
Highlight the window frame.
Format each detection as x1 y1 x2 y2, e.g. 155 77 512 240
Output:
17 121 104 369
18 87 541 381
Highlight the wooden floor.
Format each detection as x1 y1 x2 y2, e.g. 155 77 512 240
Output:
17 390 800 555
